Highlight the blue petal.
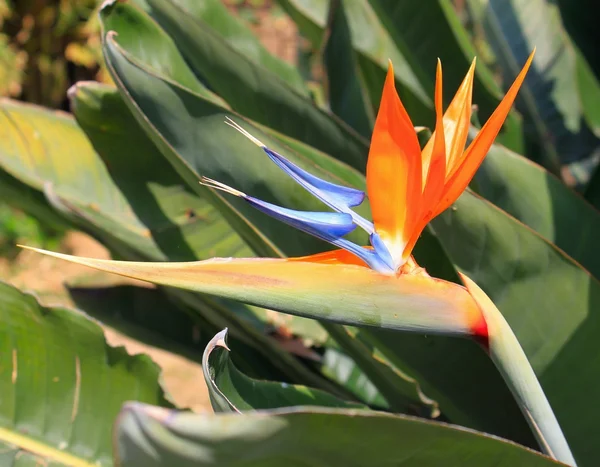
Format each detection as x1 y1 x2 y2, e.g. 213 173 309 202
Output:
263 147 365 208
245 196 356 240
245 196 394 273
333 238 396 274
369 232 395 271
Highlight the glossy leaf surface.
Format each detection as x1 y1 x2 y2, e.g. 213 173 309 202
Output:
466 0 600 173
475 140 600 280
115 404 563 466
144 0 369 170
0 280 168 467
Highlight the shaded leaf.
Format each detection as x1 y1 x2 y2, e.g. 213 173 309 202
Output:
322 0 374 138
321 345 388 408
584 162 600 210
144 0 370 170
100 0 222 104
432 189 600 465
143 0 308 94
102 31 369 257
475 139 600 281
323 324 440 417
279 0 431 123
466 0 600 173
67 282 208 358
115 404 563 466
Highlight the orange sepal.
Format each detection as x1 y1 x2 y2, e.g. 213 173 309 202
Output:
443 58 476 173
434 50 535 218
406 61 447 258
288 248 370 268
367 61 422 264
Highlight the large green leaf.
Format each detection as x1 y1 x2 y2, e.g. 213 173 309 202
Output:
203 329 362 412
322 0 375 138
141 0 308 95
141 0 369 170
100 0 221 104
466 0 600 174
280 0 523 151
475 139 600 280
102 31 369 257
0 280 168 467
115 404 563 466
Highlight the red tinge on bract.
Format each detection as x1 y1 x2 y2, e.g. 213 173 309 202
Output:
367 50 535 268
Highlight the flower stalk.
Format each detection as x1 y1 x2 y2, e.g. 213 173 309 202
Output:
462 274 576 466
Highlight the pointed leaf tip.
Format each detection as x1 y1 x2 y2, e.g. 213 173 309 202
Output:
21 246 485 337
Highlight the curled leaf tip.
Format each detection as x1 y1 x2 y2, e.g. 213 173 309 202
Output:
211 328 231 351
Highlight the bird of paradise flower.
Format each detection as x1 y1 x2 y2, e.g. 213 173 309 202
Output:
23 50 577 466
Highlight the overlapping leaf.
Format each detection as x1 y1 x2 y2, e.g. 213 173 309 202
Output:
466 0 600 174
114 404 563 466
141 0 369 170
139 0 308 94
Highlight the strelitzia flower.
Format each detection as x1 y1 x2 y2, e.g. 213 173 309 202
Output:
205 53 534 279
24 51 579 464
26 53 536 340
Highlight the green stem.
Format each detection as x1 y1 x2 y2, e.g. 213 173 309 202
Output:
480 298 576 466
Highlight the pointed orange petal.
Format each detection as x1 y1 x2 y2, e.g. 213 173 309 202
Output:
367 61 422 265
444 59 476 174
404 61 447 258
289 248 369 267
434 50 535 218
420 60 446 186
